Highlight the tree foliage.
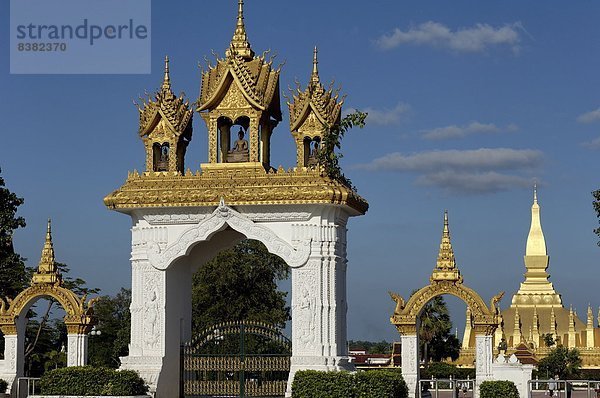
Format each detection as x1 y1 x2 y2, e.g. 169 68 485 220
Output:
88 288 131 368
0 169 30 300
417 295 460 363
318 111 368 190
593 190 600 245
537 345 582 379
348 340 391 354
192 239 290 332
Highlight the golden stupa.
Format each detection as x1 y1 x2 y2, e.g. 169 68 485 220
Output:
458 186 600 367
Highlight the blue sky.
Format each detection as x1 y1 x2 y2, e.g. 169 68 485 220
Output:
1 1 599 342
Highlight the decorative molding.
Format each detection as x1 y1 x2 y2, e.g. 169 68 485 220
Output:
147 202 311 270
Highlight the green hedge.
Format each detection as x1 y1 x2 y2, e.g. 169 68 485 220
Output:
292 369 408 398
479 380 519 398
0 379 7 393
39 366 148 396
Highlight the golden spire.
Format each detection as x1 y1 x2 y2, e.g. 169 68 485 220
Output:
511 185 561 308
569 306 576 332
431 210 462 283
227 0 254 59
513 306 522 345
533 305 539 333
588 304 594 328
161 55 171 92
32 219 60 284
310 46 320 86
437 210 455 268
526 183 546 256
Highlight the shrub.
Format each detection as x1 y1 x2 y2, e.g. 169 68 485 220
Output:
40 366 148 396
355 370 408 398
479 380 519 398
292 371 354 398
292 369 408 398
0 379 7 393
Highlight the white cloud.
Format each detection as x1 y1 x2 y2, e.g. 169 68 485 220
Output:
376 21 523 53
417 171 532 194
354 148 542 194
346 102 411 126
421 121 501 140
582 137 600 150
577 107 600 124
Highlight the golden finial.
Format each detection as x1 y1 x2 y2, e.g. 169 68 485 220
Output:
162 55 171 92
311 46 320 85
533 182 538 204
33 219 60 284
227 0 254 59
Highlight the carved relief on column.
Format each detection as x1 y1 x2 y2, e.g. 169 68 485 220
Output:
249 116 259 162
209 118 218 163
400 333 419 398
292 264 320 356
475 334 494 380
142 269 164 355
129 260 149 356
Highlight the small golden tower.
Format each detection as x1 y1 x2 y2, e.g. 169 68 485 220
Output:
32 219 61 285
430 211 463 283
197 0 282 169
138 56 193 173
288 47 344 168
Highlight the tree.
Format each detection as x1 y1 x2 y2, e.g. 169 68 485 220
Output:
192 239 290 333
348 340 392 354
542 333 556 348
537 346 582 379
593 190 600 245
88 288 131 368
318 111 368 190
417 295 460 363
0 169 30 300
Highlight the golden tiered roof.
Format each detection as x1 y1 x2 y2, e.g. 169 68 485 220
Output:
288 47 343 133
138 56 193 138
197 1 281 117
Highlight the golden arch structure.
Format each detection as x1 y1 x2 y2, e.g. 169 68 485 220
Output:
0 221 96 392
390 212 501 398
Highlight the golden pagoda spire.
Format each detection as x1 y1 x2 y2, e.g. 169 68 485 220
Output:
527 183 546 256
32 219 60 284
588 304 596 347
532 305 540 346
568 305 576 346
161 55 171 93
226 0 254 59
513 306 522 345
310 46 320 86
588 304 594 328
511 185 561 308
430 210 462 283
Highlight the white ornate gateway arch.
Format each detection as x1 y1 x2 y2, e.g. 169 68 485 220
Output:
104 3 367 396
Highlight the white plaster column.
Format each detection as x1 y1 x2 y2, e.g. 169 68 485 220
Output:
66 334 88 366
286 216 352 397
120 232 167 396
475 334 494 398
400 334 419 398
0 334 21 392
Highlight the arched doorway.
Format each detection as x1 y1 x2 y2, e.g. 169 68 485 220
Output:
390 212 501 398
0 221 96 392
113 201 364 397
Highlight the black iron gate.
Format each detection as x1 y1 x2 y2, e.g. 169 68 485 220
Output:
181 320 291 398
